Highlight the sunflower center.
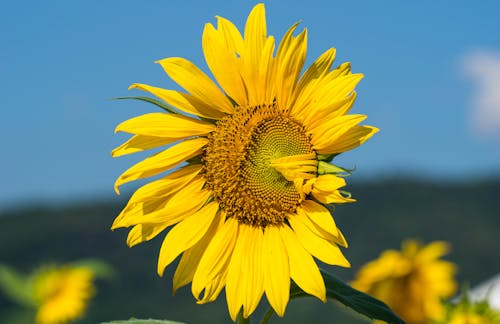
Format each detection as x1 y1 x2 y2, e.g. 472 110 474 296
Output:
203 103 316 227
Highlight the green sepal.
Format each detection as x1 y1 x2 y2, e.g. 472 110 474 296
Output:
339 190 353 199
317 162 353 177
101 319 184 324
69 259 116 280
111 96 179 114
316 153 338 162
237 310 250 324
186 156 203 165
287 270 406 324
0 264 36 307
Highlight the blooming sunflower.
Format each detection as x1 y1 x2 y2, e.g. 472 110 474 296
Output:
112 3 377 320
33 266 95 324
351 240 457 324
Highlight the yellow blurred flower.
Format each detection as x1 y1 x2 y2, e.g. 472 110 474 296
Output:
33 266 95 324
443 290 500 324
449 311 496 324
112 2 377 320
351 240 457 324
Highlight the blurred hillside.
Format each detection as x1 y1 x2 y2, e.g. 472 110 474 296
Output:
0 178 499 324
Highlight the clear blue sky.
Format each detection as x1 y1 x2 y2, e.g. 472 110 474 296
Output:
2 1 499 209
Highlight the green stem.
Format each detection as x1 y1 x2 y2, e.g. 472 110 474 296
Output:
237 311 250 324
261 309 274 324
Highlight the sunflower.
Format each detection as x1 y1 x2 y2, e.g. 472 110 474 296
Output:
33 266 95 324
351 240 457 324
112 3 377 320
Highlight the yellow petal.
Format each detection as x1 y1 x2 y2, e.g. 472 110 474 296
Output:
291 47 337 117
138 179 210 225
296 47 337 94
197 268 228 305
114 112 215 137
244 3 267 58
114 137 207 193
336 228 349 249
309 114 367 153
417 241 450 262
275 26 307 110
239 3 273 107
113 176 210 228
305 92 358 130
172 210 226 293
330 62 352 78
112 198 165 230
129 83 225 119
262 225 290 317
191 218 238 302
245 227 264 318
318 73 363 102
121 164 202 208
112 135 175 157
112 165 201 230
258 35 276 105
295 207 347 247
293 71 361 125
216 16 244 55
311 175 355 205
288 213 350 267
279 225 326 302
226 224 264 320
300 200 340 242
203 23 247 107
126 223 168 247
157 201 220 276
271 153 317 181
309 113 366 141
316 125 379 155
156 57 234 114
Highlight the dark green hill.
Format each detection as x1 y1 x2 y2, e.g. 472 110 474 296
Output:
1 178 499 323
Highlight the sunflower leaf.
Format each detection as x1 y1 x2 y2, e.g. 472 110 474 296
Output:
0 264 36 307
112 96 179 114
101 319 184 324
288 270 406 324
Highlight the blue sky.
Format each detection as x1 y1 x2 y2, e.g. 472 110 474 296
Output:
2 1 500 208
